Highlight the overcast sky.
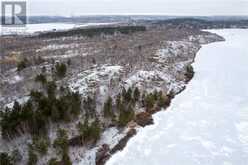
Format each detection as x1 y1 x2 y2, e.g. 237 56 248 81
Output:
28 0 248 16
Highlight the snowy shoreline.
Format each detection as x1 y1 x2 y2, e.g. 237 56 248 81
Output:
106 29 248 165
0 26 225 165
91 31 225 165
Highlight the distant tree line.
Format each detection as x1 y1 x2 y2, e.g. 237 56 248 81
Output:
37 26 146 38
154 18 248 29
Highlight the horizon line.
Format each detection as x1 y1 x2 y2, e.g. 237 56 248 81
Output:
26 13 248 17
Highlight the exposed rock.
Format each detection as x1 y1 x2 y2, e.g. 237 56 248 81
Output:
95 144 110 165
110 129 137 155
69 135 83 146
135 112 154 127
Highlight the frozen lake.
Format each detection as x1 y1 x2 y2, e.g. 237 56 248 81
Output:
0 22 115 36
106 29 248 165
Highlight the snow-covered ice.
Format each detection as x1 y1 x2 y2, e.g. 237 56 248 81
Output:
106 29 248 165
0 22 116 36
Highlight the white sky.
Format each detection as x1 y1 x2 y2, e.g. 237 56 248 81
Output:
25 0 248 16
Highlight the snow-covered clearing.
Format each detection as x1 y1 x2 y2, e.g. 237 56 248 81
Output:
69 65 123 97
106 29 248 165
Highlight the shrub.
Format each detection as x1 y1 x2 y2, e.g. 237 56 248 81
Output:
17 58 29 71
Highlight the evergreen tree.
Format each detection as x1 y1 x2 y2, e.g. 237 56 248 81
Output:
118 104 134 126
61 152 72 165
55 62 67 78
83 97 96 118
115 94 122 113
0 152 13 165
157 91 170 108
48 158 59 165
185 65 194 80
124 88 133 102
133 87 140 102
78 119 101 142
32 136 50 155
67 59 71 66
103 96 113 118
46 81 57 99
35 74 47 85
53 129 69 155
11 149 22 163
144 93 156 110
27 145 38 165
41 66 47 74
121 88 127 99
13 101 21 112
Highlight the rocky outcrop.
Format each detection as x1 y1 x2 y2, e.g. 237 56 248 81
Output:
109 129 136 154
95 129 137 165
135 112 154 127
96 144 111 165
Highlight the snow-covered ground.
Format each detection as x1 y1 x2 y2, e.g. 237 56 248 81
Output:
0 22 116 36
106 29 248 165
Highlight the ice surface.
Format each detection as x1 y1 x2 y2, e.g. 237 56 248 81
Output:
106 29 248 165
0 22 116 36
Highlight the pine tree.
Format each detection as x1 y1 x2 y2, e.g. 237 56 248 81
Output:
118 104 134 126
125 88 133 102
46 81 57 99
133 87 140 102
157 91 170 108
144 93 156 110
13 101 21 112
48 158 59 165
27 145 38 165
61 152 72 165
35 74 47 85
103 96 113 118
53 128 69 155
0 152 13 165
55 62 67 78
116 94 122 113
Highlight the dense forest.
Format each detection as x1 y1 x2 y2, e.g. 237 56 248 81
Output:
36 26 146 38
